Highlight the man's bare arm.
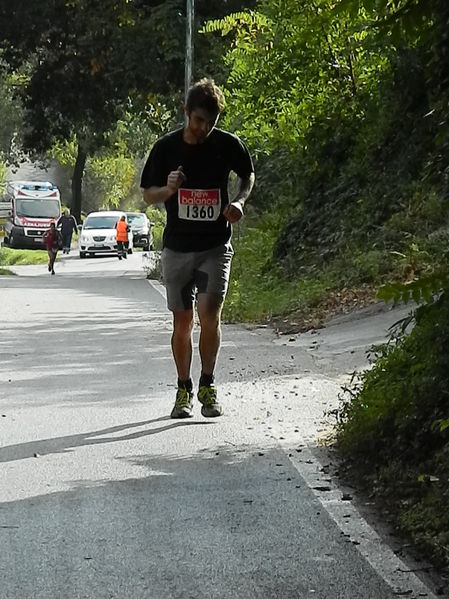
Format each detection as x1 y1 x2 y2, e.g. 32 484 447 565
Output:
143 186 173 205
232 172 255 207
223 172 255 224
143 166 186 205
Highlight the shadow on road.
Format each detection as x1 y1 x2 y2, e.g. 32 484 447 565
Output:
0 445 396 599
0 417 213 464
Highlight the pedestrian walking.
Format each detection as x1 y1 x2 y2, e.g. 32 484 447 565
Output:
115 215 130 260
140 78 255 419
43 222 62 275
57 209 78 254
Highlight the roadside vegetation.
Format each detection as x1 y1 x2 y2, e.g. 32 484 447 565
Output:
336 292 449 568
0 0 447 575
0 247 49 266
145 205 165 251
212 1 449 327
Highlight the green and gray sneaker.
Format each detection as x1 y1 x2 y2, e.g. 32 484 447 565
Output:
197 385 223 418
170 387 194 419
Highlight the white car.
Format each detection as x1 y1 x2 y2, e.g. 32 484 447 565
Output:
78 211 133 258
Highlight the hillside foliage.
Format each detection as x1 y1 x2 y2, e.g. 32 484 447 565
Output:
200 0 449 329
204 0 449 570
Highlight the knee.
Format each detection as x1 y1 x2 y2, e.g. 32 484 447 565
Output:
173 312 194 337
199 309 221 331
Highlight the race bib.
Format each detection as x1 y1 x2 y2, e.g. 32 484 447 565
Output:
178 188 221 222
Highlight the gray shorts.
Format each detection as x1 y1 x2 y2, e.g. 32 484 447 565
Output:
161 244 234 312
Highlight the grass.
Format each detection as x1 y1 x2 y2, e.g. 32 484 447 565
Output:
224 219 384 328
0 247 51 266
224 211 449 330
222 213 329 323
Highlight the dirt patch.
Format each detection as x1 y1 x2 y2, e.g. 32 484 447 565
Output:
272 285 378 334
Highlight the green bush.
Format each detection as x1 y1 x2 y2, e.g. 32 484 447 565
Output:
145 205 165 251
335 295 449 566
337 295 449 463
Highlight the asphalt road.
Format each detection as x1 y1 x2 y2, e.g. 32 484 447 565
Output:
0 252 441 599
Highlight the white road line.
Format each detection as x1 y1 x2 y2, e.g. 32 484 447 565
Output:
282 442 437 599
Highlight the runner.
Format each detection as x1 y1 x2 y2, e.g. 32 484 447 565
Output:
141 78 255 419
43 222 62 275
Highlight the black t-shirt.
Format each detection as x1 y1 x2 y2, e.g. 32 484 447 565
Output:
58 215 77 235
140 127 254 252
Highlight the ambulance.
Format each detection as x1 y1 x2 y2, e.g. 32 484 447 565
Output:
3 181 62 249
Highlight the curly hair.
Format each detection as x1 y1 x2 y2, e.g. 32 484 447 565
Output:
185 78 226 116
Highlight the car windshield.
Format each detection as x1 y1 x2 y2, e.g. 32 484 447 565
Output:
83 216 120 230
127 214 145 226
16 199 60 218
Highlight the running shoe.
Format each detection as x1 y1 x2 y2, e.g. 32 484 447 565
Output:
197 385 223 418
170 387 194 419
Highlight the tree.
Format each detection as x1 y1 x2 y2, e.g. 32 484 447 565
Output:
0 0 256 220
200 0 395 219
203 0 393 152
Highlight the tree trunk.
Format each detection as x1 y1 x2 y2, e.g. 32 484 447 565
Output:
71 143 87 223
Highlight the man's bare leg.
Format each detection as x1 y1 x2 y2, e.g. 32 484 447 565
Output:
172 309 194 380
196 294 224 417
197 294 223 376
50 251 56 274
170 309 195 418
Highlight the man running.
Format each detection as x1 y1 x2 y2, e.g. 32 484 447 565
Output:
43 222 62 275
140 78 255 419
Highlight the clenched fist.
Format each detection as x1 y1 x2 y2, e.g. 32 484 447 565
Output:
167 165 187 193
223 201 244 224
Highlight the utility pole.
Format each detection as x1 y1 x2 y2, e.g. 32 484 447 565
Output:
185 0 194 103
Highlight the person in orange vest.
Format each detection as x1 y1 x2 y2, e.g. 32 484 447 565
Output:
115 215 130 260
